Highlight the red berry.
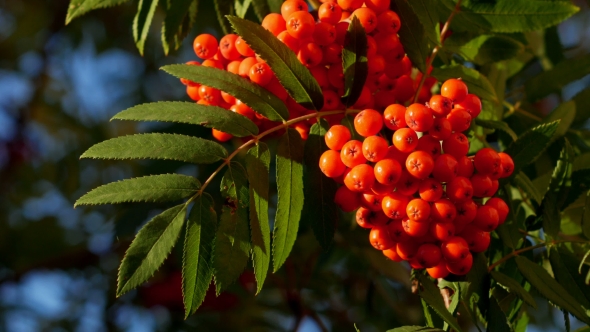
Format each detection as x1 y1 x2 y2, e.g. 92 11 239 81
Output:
460 225 491 252
405 151 435 179
344 164 375 192
432 154 458 183
472 205 499 231
405 103 434 132
325 125 352 151
441 236 470 262
319 150 347 178
442 133 470 159
416 243 443 268
485 197 509 224
374 158 402 185
446 252 473 275
446 176 474 202
427 260 450 278
334 185 361 212
369 226 395 250
340 140 366 168
392 128 419 153
418 178 443 202
381 192 409 219
354 109 383 137
406 198 431 222
441 78 468 103
498 152 514 178
429 95 453 117
431 199 457 223
474 148 501 176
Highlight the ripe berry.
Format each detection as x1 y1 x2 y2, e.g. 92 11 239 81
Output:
386 145 410 168
431 199 457 223
340 140 366 168
337 0 364 11
388 219 410 242
277 31 300 53
218 34 241 61
402 218 430 237
371 181 395 196
249 62 273 86
456 156 474 178
430 222 455 242
376 10 401 35
212 129 232 142
441 78 468 103
334 185 361 212
406 198 431 222
429 117 453 140
193 34 218 59
460 225 491 252
344 164 375 192
365 0 391 14
374 158 402 185
313 22 337 46
198 85 222 105
186 85 201 101
235 36 255 56
362 136 389 162
239 57 258 77
351 7 378 34
406 151 434 180
427 261 450 279
394 75 415 102
383 104 407 130
442 133 470 159
281 0 308 20
416 243 443 268
446 252 473 275
446 176 473 202
474 148 501 176
416 135 442 158
383 248 403 262
319 150 347 178
447 109 472 132
418 178 443 202
454 200 478 232
286 11 315 40
472 205 499 231
230 104 255 120
455 94 482 118
470 173 493 197
498 152 514 178
354 109 383 137
318 2 342 25
298 42 323 67
325 125 351 151
405 103 434 132
392 128 419 153
262 13 286 36
369 226 395 250
432 154 458 183
356 207 388 228
429 95 453 117
396 241 419 260
441 236 470 262
485 197 509 224
396 170 420 196
323 43 343 64
381 192 409 219
360 193 385 212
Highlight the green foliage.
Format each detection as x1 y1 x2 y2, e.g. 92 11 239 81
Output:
387 327 444 332
443 33 524 65
490 271 536 308
504 121 560 175
133 0 159 55
415 273 462 332
526 55 590 101
342 17 368 107
431 65 498 103
161 0 197 55
65 0 131 24
391 0 431 73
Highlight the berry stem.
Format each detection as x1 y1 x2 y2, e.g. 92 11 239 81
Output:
487 239 587 272
192 109 360 200
412 0 463 104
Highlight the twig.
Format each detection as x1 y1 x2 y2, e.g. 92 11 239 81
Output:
413 0 463 103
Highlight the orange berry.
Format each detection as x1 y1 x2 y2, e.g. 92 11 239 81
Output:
318 2 342 25
406 103 434 132
286 11 316 40
374 158 402 186
441 236 470 262
427 260 450 278
344 164 375 192
362 136 389 162
325 125 351 151
180 61 201 86
383 104 407 130
454 93 482 118
354 109 383 137
226 60 242 75
416 243 442 268
447 109 472 132
186 85 201 101
297 42 323 67
340 140 366 168
249 62 273 86
277 30 300 53
281 0 309 20
238 57 258 77
406 150 434 179
334 185 361 212
262 13 286 36
392 128 418 153
337 0 364 11
383 248 403 262
381 192 409 219
319 150 347 178
406 198 431 222
369 226 395 250
212 129 232 142
219 34 241 61
441 78 468 103
193 34 218 60
429 95 453 117
230 103 255 120
235 36 255 57
313 22 337 46
446 252 473 275
351 7 378 34
376 10 401 34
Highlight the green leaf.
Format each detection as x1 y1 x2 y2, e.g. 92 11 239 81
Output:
526 55 590 101
572 87 590 125
546 138 574 209
133 0 159 55
66 0 131 24
563 170 590 210
304 120 338 249
342 17 368 107
161 0 197 55
341 114 363 141
431 65 498 103
214 162 251 294
504 120 561 175
227 16 324 111
112 101 259 137
443 284 460 331
490 271 537 309
273 128 305 272
75 174 200 207
214 0 234 35
444 33 523 65
543 101 576 139
549 248 590 311
406 0 440 46
387 327 444 332
542 192 561 238
487 296 511 332
475 119 518 141
415 273 463 332
117 204 187 296
251 0 270 21
513 172 542 204
515 256 590 324
235 0 252 18
81 133 227 164
446 0 579 33
390 0 430 73
583 191 590 239
246 143 271 294
162 65 288 122
182 194 216 317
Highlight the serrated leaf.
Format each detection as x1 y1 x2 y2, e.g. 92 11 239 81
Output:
445 0 579 33
549 248 590 312
387 327 444 332
467 252 491 316
504 120 560 175
444 33 524 65
66 0 131 24
572 87 590 125
443 283 460 331
390 0 430 73
431 65 498 103
543 101 576 139
342 17 368 107
182 194 216 317
117 204 187 296
273 128 304 272
81 133 227 164
214 162 250 294
228 16 324 111
407 0 440 46
246 143 270 294
214 0 234 35
513 172 542 204
162 65 288 122
526 55 590 101
415 273 463 332
112 101 259 137
161 0 197 55
133 0 159 55
475 119 518 141
490 271 537 309
235 0 252 18
303 120 338 249
547 138 574 208
515 256 590 324
487 296 511 332
75 174 199 207
542 192 561 237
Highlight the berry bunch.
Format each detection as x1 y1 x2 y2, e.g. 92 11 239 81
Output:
321 78 515 278
182 0 422 141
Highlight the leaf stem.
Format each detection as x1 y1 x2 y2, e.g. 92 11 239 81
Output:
412 0 463 103
192 109 358 200
487 240 587 272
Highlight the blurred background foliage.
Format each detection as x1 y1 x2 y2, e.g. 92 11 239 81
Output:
1 0 590 331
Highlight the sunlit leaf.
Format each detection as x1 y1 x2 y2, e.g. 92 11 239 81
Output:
66 0 131 24
133 0 159 55
342 17 368 107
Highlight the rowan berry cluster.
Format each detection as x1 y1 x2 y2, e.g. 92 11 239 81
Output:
182 0 419 141
320 78 515 278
